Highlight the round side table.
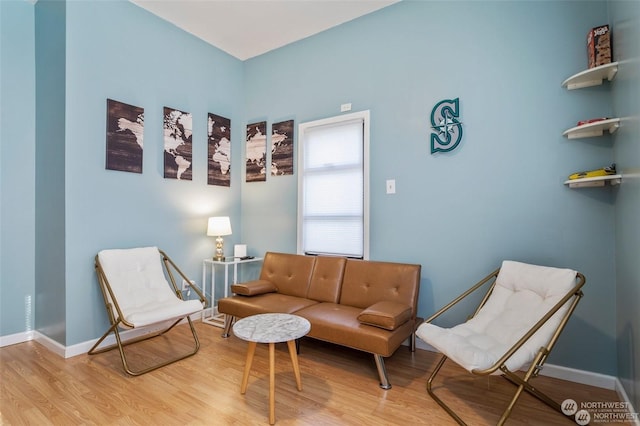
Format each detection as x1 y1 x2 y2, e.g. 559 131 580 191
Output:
233 313 311 424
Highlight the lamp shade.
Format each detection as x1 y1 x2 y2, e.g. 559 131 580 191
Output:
207 216 232 236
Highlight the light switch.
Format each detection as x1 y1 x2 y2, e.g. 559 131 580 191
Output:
386 179 396 194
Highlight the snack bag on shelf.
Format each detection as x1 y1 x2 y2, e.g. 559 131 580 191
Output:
568 163 616 180
577 118 608 126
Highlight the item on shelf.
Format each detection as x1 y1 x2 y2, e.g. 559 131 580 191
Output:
577 117 609 126
587 24 612 69
234 244 247 258
568 163 616 180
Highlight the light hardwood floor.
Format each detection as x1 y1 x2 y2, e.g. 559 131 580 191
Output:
0 321 627 425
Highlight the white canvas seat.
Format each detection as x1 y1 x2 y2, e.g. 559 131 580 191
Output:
416 260 585 425
88 247 208 375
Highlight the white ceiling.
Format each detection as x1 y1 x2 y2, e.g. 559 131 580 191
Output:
129 0 399 60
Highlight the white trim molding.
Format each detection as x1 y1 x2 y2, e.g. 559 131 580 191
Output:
34 331 66 357
414 339 638 421
416 339 617 389
541 363 616 390
615 378 640 426
0 330 35 348
0 312 205 358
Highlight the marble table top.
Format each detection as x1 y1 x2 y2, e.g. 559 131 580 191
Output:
233 313 311 343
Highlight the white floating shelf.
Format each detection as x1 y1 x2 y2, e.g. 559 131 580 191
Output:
563 118 620 139
562 62 619 90
564 174 622 188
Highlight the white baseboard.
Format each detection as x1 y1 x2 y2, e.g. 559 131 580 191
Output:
0 330 68 358
64 311 207 358
0 311 207 358
615 377 640 426
34 331 67 357
540 363 616 390
64 322 170 358
0 330 35 347
414 339 638 421
415 339 616 389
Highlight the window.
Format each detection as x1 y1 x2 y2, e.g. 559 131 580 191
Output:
297 111 369 259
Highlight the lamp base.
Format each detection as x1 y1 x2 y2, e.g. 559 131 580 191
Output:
214 236 225 261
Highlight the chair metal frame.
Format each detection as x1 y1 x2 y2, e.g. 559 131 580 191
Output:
423 267 586 425
88 249 208 376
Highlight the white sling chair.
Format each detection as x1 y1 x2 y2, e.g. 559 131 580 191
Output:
416 260 585 425
88 247 208 375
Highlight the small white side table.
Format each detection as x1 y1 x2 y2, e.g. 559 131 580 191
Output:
201 257 263 327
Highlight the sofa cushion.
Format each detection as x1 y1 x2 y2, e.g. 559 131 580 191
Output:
217 293 318 319
307 256 347 303
295 303 415 357
231 280 277 296
357 301 412 330
259 252 315 298
340 259 421 316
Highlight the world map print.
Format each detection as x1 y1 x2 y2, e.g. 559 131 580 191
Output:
208 113 231 187
271 120 294 176
246 121 266 182
105 99 144 174
163 107 193 180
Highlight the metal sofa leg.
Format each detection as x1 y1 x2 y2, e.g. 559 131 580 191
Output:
374 354 391 389
222 315 234 338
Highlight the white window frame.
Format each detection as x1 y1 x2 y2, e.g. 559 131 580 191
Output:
297 110 370 259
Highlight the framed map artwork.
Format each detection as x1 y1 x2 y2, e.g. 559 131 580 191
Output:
105 99 144 173
246 121 267 182
207 113 231 187
271 120 294 176
163 107 193 180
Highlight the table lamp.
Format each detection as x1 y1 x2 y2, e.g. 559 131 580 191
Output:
207 216 232 261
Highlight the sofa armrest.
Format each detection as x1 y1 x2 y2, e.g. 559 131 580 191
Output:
231 280 277 296
357 301 412 330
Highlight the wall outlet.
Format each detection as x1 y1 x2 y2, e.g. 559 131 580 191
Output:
182 279 191 291
386 179 396 194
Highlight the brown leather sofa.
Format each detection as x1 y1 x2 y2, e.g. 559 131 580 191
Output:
218 251 421 389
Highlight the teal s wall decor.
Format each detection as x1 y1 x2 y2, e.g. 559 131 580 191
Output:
430 98 463 154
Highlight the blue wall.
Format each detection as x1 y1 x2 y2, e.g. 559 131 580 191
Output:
610 0 640 410
62 0 245 345
242 0 617 375
35 0 67 343
1 0 37 337
0 0 245 344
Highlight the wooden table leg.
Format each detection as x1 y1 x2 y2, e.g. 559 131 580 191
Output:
269 342 275 425
240 341 256 395
287 340 303 391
